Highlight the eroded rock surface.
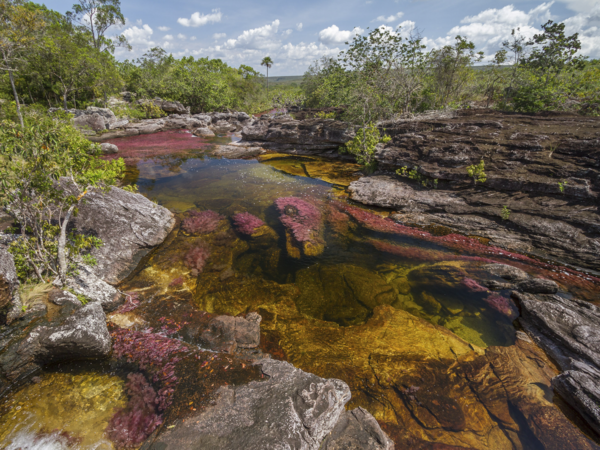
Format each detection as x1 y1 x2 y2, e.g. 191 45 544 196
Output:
350 174 600 271
73 186 176 284
321 407 395 450
145 359 351 450
0 247 20 324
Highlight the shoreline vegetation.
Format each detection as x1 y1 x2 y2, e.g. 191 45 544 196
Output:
1 0 600 448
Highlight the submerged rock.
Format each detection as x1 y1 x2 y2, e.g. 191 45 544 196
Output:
73 186 176 284
321 407 395 450
274 196 324 258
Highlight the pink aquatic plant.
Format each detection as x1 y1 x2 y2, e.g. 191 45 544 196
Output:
169 277 184 287
184 244 211 273
231 212 265 235
111 328 188 412
106 373 162 448
483 293 518 318
274 197 322 243
182 210 224 234
102 130 209 162
462 277 489 293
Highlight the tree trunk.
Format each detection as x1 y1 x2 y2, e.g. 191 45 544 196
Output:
57 205 76 286
103 91 107 108
267 66 269 95
8 70 24 128
63 90 68 110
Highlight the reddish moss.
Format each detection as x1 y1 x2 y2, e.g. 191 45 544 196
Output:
182 210 224 234
231 212 265 235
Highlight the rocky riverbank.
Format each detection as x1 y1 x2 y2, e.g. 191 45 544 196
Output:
0 186 394 449
239 109 600 272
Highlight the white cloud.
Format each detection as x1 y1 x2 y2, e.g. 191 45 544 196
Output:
284 29 293 36
374 12 404 23
158 26 170 31
318 25 364 45
177 33 186 39
178 9 222 27
190 36 197 41
213 32 227 40
121 24 154 47
296 23 303 31
164 34 173 40
135 19 142 26
225 20 281 50
558 0 600 13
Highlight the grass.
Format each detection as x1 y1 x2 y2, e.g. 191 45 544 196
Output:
19 282 54 309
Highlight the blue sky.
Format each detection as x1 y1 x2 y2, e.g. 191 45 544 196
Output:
44 0 600 75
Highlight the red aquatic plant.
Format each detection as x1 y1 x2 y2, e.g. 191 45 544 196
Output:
111 328 188 412
483 292 518 318
274 196 322 243
182 210 224 234
169 277 184 287
106 373 162 448
103 130 209 162
231 212 265 235
462 277 489 293
184 244 211 273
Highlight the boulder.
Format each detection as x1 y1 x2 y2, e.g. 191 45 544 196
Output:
67 264 123 311
24 302 111 363
73 186 176 284
483 263 529 281
153 99 188 114
108 119 129 129
73 112 106 132
0 247 20 324
212 144 265 159
321 407 395 450
144 359 351 450
100 142 118 154
517 278 559 294
193 127 215 137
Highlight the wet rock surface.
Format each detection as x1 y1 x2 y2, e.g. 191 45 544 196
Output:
350 174 600 271
321 407 395 450
73 186 176 284
514 291 600 437
144 359 351 450
211 144 265 159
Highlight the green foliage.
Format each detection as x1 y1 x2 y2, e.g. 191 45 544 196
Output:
344 123 384 172
501 205 511 220
0 109 125 284
315 111 335 119
558 180 567 193
466 159 487 184
396 165 438 188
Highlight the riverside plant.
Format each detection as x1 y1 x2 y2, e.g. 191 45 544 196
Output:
461 277 517 318
231 212 265 235
181 210 224 234
274 197 322 243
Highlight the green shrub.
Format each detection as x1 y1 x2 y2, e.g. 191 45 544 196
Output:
466 159 487 184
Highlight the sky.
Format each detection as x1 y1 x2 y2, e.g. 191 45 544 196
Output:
43 0 600 75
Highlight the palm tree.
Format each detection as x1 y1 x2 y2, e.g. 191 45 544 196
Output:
261 56 273 94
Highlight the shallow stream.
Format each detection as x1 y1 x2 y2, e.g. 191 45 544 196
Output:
2 130 599 449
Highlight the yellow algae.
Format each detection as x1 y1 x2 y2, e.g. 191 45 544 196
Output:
0 372 126 449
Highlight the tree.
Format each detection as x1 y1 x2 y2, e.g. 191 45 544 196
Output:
261 56 273 94
0 0 45 127
67 0 128 52
0 110 125 285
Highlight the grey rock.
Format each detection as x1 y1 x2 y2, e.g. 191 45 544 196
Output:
66 264 123 311
517 278 559 294
100 142 119 154
483 263 529 281
321 407 395 450
193 127 215 137
552 360 600 436
48 288 81 307
154 99 188 114
513 292 600 371
212 144 265 159
73 113 106 132
235 312 261 349
73 186 175 284
108 119 129 129
24 302 111 363
0 247 20 324
145 359 351 450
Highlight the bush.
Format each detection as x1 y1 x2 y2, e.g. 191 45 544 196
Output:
0 110 125 284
